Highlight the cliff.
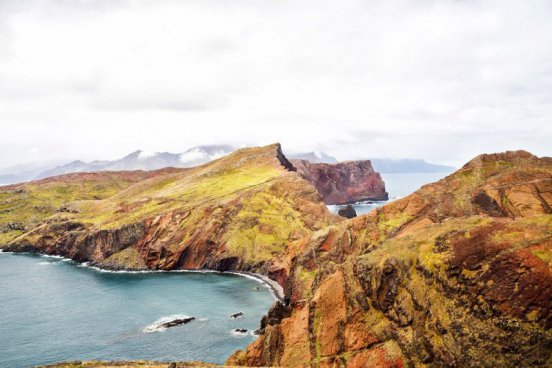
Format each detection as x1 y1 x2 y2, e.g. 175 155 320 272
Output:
4 149 552 367
0 144 339 272
292 160 388 205
229 150 552 367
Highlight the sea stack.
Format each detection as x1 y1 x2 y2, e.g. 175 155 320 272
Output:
292 160 388 205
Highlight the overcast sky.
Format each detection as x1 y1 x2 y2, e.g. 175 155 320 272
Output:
0 0 550 168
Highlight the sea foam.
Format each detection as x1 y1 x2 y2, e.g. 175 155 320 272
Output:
142 314 193 333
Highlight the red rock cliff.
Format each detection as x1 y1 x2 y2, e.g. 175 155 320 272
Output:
229 150 552 368
292 160 388 205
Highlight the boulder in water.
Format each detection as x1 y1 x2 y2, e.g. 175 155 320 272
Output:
159 317 195 329
337 205 357 219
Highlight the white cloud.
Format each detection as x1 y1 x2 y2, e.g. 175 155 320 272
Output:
0 0 550 168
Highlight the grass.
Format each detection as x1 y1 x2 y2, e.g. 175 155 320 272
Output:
224 190 309 263
1 145 337 274
377 212 412 235
0 174 147 245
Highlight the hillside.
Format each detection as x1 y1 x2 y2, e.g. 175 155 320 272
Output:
1 144 339 272
2 149 551 367
229 150 552 367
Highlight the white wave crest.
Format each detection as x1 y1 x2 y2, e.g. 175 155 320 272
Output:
40 254 65 259
231 329 255 338
142 314 193 333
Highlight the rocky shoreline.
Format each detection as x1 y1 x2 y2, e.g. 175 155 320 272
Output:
0 249 286 302
2 147 551 367
90 259 285 301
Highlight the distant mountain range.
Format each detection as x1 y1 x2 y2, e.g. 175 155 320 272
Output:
370 158 455 173
0 146 454 185
35 145 234 180
0 160 64 186
286 151 338 163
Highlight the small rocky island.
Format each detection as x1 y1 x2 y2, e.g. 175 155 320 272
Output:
159 317 195 329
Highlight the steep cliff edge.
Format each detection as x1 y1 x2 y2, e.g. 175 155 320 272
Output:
4 149 551 367
229 150 552 367
292 160 388 205
0 144 339 273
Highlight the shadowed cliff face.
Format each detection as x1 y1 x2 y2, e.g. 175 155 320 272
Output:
292 160 388 205
0 144 340 272
229 150 552 368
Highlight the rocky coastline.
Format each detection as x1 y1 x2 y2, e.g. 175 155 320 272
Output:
2 147 551 367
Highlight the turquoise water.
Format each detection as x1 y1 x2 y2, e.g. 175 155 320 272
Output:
329 172 452 215
0 253 276 368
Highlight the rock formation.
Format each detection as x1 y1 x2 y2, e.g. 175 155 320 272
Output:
292 160 388 205
159 317 195 329
337 204 357 219
228 150 552 368
0 144 339 273
3 148 552 367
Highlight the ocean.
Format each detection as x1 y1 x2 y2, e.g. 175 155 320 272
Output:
0 253 275 367
328 172 452 215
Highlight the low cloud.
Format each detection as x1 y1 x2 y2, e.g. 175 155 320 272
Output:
0 0 550 168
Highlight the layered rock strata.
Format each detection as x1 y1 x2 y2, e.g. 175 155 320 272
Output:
292 160 388 205
0 144 339 273
229 151 552 368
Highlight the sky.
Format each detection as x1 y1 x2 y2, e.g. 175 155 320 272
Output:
0 0 551 168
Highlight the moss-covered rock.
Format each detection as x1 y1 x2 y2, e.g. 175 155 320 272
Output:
230 150 552 368
1 144 338 273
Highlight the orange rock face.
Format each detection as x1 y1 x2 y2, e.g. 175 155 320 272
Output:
1 144 340 273
2 148 551 367
230 151 552 368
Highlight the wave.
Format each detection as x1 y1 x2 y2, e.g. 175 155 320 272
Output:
78 262 221 275
142 314 193 333
4 251 282 300
227 271 283 301
231 329 255 338
40 254 65 259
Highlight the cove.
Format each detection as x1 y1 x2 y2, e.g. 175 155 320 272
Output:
0 252 275 368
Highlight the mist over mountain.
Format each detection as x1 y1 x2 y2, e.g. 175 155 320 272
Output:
0 145 456 185
370 158 455 173
0 160 64 185
35 145 234 180
286 151 338 163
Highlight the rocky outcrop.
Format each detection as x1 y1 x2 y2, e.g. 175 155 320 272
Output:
337 204 357 219
4 148 552 367
159 317 195 329
229 150 552 368
292 160 388 205
1 144 339 274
